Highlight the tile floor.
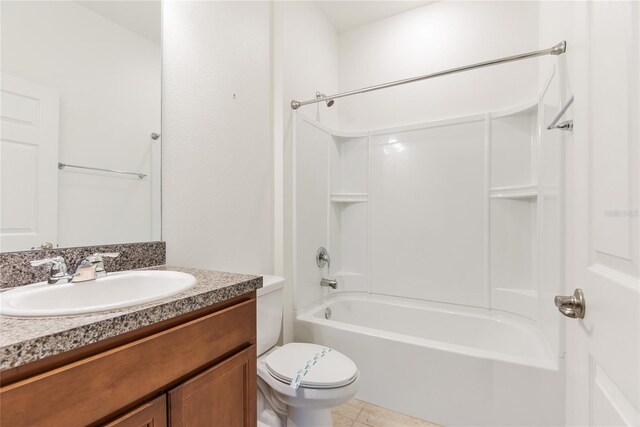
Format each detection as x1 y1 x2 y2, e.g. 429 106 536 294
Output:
331 399 441 427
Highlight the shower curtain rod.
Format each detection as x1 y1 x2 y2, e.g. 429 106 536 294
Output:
290 41 567 110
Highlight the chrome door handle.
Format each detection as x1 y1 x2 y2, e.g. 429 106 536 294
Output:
554 288 585 319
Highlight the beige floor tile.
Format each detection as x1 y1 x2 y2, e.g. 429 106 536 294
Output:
356 403 438 427
332 399 365 419
352 423 370 427
348 399 367 409
332 412 355 427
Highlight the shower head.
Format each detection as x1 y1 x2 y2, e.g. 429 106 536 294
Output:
316 91 335 107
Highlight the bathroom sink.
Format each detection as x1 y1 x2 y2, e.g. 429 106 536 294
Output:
0 271 197 317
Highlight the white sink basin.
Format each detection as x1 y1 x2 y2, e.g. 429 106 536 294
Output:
0 270 197 317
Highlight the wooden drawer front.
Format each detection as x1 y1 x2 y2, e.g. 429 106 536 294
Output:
169 345 257 427
103 395 167 427
0 298 255 427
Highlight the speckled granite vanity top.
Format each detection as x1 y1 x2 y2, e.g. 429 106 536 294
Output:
0 265 262 371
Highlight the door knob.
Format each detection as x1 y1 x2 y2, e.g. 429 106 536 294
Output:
554 288 585 319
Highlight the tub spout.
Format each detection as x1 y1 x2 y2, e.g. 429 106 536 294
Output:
320 278 337 289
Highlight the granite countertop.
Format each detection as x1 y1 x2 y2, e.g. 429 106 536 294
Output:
0 265 262 371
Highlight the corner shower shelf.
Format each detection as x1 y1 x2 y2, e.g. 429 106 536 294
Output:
331 130 368 143
330 193 368 203
489 185 537 199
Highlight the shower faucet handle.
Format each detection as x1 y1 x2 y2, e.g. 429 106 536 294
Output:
316 247 330 268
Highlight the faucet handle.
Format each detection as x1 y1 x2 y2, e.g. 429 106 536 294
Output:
74 252 119 268
30 256 66 268
93 252 119 259
90 252 119 277
30 256 71 285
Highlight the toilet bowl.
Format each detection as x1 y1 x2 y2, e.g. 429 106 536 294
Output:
257 276 360 427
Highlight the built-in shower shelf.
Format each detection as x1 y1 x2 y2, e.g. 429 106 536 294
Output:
489 185 537 199
331 131 368 143
330 193 368 203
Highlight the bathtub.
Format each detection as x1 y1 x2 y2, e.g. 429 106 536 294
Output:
295 293 565 427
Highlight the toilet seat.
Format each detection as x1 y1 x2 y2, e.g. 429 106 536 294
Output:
265 343 358 389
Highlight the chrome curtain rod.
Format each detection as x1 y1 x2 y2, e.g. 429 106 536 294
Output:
58 162 147 179
291 41 567 110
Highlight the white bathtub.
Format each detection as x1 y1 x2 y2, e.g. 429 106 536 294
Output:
295 293 565 426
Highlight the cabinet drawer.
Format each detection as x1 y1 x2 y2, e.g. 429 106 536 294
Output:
0 298 256 427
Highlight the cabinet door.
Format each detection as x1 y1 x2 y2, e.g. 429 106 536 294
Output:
169 346 256 427
103 395 167 427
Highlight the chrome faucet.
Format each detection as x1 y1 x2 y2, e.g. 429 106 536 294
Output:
30 256 73 285
320 278 338 289
72 252 119 282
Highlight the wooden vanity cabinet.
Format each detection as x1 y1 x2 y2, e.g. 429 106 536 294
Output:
0 293 257 427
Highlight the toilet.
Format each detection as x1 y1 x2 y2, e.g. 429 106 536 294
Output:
257 275 359 427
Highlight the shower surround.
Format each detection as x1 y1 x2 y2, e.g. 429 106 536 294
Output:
292 70 565 425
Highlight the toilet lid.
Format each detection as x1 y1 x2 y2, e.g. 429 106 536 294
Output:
265 343 358 389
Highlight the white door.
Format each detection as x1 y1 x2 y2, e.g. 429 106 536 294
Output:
565 1 640 425
0 74 59 251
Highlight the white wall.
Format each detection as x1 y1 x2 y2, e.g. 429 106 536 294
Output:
1 1 161 248
280 2 340 130
337 1 539 130
276 1 340 341
161 0 337 341
162 1 273 274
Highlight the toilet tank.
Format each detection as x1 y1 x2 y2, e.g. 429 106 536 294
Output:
257 275 284 356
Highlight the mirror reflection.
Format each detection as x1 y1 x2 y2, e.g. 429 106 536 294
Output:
0 1 161 252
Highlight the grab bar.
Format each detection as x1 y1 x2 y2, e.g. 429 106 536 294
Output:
58 162 147 179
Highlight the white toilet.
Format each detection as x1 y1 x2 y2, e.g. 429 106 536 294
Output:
257 275 360 427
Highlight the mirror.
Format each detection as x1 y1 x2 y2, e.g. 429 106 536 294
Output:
0 1 161 252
